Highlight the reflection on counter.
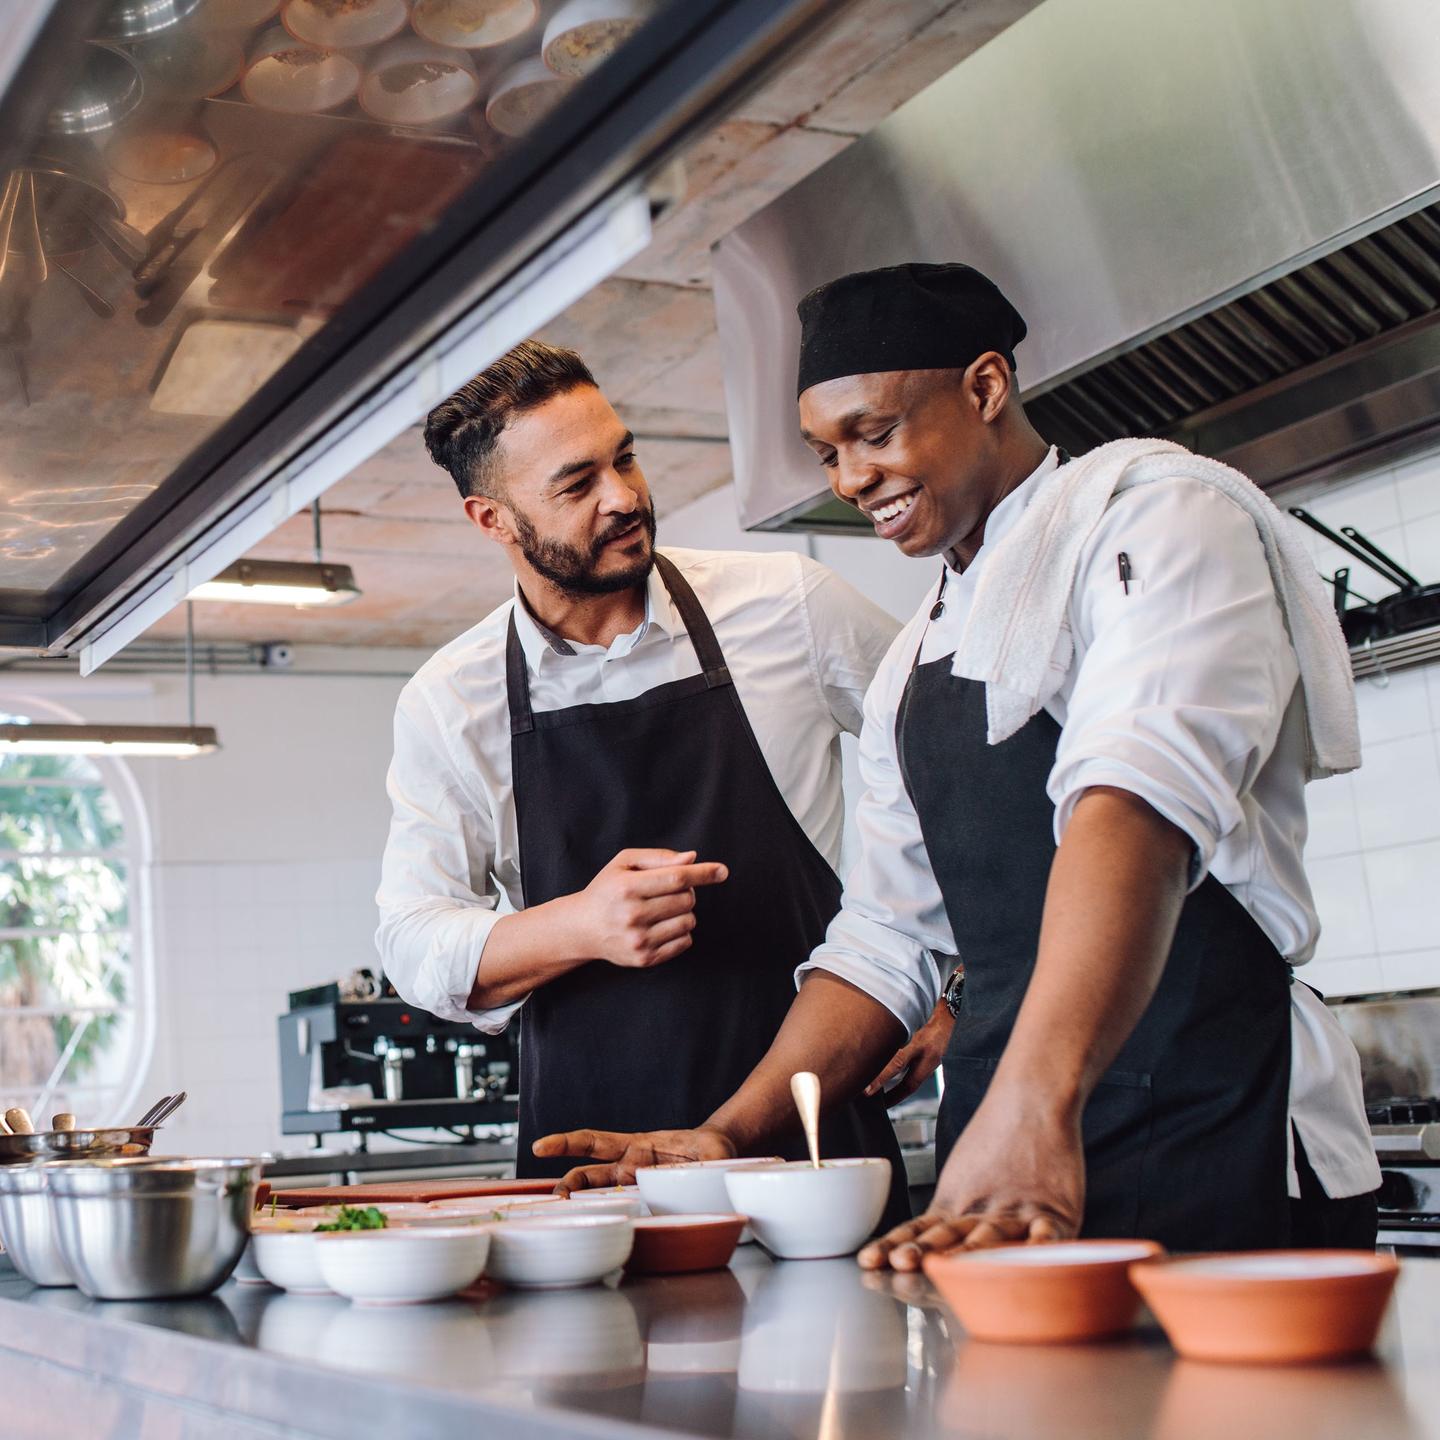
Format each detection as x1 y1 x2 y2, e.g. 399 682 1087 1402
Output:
5 1246 1434 1440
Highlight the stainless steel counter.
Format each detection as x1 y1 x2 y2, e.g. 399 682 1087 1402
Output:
4 1248 1440 1440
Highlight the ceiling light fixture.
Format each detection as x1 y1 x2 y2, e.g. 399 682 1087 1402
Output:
0 723 219 757
188 504 361 608
188 559 361 607
0 605 220 759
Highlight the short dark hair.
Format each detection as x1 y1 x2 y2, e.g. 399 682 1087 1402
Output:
423 341 597 498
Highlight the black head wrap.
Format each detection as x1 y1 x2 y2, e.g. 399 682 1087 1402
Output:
795 262 1027 398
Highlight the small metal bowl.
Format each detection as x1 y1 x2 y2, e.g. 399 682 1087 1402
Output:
0 1164 74 1287
48 44 144 135
0 1127 156 1166
94 0 205 42
47 1157 262 1301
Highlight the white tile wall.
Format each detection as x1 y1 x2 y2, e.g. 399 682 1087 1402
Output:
1286 450 1440 997
149 857 383 1159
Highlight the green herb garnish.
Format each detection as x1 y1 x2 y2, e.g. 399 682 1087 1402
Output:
315 1205 388 1232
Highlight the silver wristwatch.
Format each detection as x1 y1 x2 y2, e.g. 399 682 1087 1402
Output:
942 966 965 1018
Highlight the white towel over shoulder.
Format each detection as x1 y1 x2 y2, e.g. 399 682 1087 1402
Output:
953 437 1361 781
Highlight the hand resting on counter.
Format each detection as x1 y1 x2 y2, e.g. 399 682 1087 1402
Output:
533 1126 736 1194
858 1086 1084 1269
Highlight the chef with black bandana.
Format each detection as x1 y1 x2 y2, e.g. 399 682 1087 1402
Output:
538 263 1381 1264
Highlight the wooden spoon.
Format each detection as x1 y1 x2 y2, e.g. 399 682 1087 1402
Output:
790 1071 822 1169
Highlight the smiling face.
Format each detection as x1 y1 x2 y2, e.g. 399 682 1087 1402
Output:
797 357 1018 562
464 384 656 596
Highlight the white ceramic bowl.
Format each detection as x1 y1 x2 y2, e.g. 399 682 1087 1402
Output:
567 1183 644 1206
241 26 361 113
232 1238 269 1285
316 1227 490 1306
425 1195 567 1221
483 56 572 137
723 1159 890 1260
409 0 537 49
283 0 409 49
371 1202 462 1225
541 0 649 77
359 37 480 125
483 1214 633 1290
635 1158 782 1217
550 1195 647 1220
251 1229 331 1294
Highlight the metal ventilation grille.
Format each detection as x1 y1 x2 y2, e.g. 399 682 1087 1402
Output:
1026 203 1440 450
1350 620 1440 681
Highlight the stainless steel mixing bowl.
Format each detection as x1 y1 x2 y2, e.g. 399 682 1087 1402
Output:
47 1158 261 1301
48 45 144 136
0 1164 75 1287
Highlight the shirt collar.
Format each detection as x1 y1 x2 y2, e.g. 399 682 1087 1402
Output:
948 445 1063 582
510 558 682 673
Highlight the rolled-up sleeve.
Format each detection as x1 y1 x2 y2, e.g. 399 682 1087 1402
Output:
1049 478 1299 885
797 624 954 1036
375 688 522 1034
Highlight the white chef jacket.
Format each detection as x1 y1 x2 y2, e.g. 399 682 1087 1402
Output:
376 546 901 1035
802 448 1380 1200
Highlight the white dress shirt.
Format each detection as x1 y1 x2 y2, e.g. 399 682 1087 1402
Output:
803 448 1380 1200
376 546 901 1035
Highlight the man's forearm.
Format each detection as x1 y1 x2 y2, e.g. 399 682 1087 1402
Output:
468 898 589 1008
704 971 905 1152
987 786 1191 1118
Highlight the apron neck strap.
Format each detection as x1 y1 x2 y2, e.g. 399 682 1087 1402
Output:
506 611 535 735
505 553 732 735
653 553 730 687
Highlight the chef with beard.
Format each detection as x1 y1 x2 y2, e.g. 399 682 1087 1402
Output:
376 339 909 1220
534 264 1380 1262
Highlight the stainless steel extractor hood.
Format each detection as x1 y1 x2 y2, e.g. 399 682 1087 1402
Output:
715 0 1440 533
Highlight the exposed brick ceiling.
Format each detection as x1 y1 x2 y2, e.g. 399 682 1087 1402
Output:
150 0 1040 650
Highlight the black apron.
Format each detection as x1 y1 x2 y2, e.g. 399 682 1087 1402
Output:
897 577 1293 1252
508 553 908 1227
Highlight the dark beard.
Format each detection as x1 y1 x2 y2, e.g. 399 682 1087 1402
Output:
511 503 658 597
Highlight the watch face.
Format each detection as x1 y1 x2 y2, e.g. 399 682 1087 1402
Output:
943 970 964 1016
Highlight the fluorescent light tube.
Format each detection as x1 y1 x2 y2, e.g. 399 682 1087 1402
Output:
187 560 360 608
0 724 220 758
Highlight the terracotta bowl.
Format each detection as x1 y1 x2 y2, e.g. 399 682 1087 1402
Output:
924 1239 1165 1344
1129 1250 1400 1365
625 1213 746 1276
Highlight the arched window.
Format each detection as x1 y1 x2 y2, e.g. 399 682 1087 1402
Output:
0 702 152 1129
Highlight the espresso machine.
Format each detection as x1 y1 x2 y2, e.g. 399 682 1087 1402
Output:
1332 992 1440 1248
277 974 517 1141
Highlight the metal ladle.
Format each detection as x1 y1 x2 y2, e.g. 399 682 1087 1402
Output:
54 260 114 318
791 1070 822 1168
134 1092 186 1127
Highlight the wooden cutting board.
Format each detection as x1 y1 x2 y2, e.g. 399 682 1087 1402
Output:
270 1176 556 1207
208 135 485 314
